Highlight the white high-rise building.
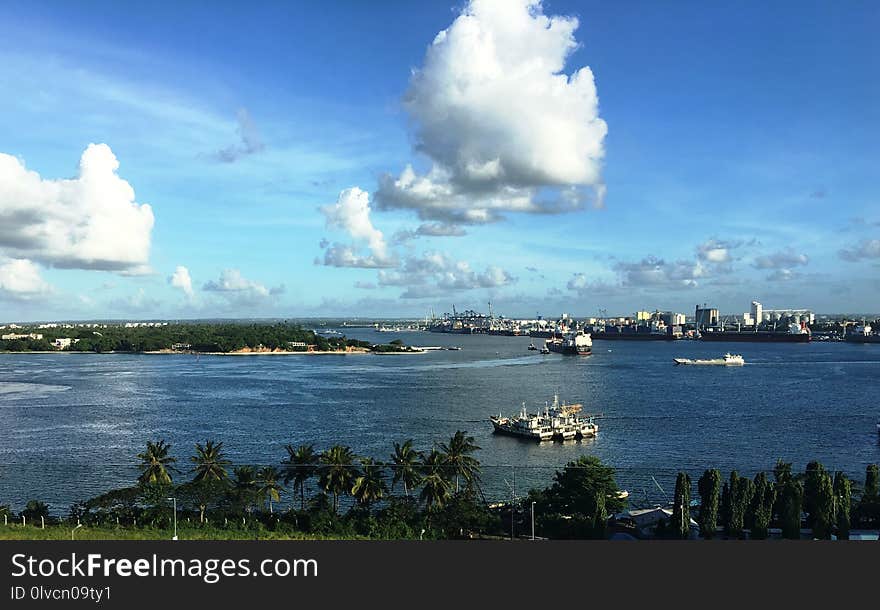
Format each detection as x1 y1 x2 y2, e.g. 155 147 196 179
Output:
751 301 763 325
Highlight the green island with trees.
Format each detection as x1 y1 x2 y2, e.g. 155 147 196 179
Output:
1 435 878 541
0 322 418 354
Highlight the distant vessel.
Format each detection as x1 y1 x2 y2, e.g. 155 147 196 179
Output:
700 322 810 343
376 325 421 333
490 394 598 441
674 353 744 366
845 324 880 344
539 344 550 354
527 343 537 351
545 330 592 355
593 323 679 341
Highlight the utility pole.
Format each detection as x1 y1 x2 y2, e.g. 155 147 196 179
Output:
531 501 536 540
511 468 516 540
168 497 178 540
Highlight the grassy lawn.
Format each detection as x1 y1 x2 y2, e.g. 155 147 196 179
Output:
0 524 364 541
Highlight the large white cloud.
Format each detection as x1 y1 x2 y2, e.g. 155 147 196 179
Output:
0 258 51 300
168 265 194 298
375 0 607 224
319 187 396 268
0 144 154 272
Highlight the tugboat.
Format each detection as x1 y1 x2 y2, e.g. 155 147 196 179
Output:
673 353 744 366
544 330 592 355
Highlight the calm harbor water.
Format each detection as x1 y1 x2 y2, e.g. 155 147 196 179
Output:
1 330 879 511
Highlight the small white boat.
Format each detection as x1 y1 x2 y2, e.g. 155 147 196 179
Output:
673 353 744 366
527 343 537 351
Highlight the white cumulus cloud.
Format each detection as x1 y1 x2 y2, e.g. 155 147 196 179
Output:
375 0 607 225
319 187 396 268
0 144 154 273
696 238 742 264
0 259 52 300
168 265 194 298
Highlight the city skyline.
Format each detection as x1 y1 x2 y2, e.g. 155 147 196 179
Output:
1 0 878 321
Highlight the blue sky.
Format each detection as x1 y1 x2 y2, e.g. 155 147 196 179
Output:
0 0 878 321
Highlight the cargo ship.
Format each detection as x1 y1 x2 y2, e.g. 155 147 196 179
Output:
845 324 880 344
544 330 592 355
699 322 811 343
593 325 680 341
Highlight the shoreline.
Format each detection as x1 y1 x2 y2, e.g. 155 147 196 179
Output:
0 348 425 356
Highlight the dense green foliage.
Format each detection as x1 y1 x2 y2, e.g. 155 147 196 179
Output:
749 472 776 540
670 472 691 539
531 456 626 539
115 434 499 539
779 478 804 539
697 469 721 539
802 460 826 529
4 446 879 541
833 472 851 540
810 470 835 539
855 464 879 528
0 322 375 353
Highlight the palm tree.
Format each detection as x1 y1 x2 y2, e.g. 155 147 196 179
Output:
352 458 388 507
136 440 177 486
318 445 359 514
190 440 231 482
256 466 283 514
187 440 231 524
391 440 422 496
419 449 452 511
282 444 318 510
439 430 481 493
233 466 257 515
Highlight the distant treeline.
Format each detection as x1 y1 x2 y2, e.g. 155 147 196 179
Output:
0 322 377 353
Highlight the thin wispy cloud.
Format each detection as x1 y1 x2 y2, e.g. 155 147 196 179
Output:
839 239 880 262
212 108 265 163
203 269 284 307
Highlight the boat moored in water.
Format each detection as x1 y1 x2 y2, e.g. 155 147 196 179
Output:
490 394 599 441
544 330 592 355
673 353 744 366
